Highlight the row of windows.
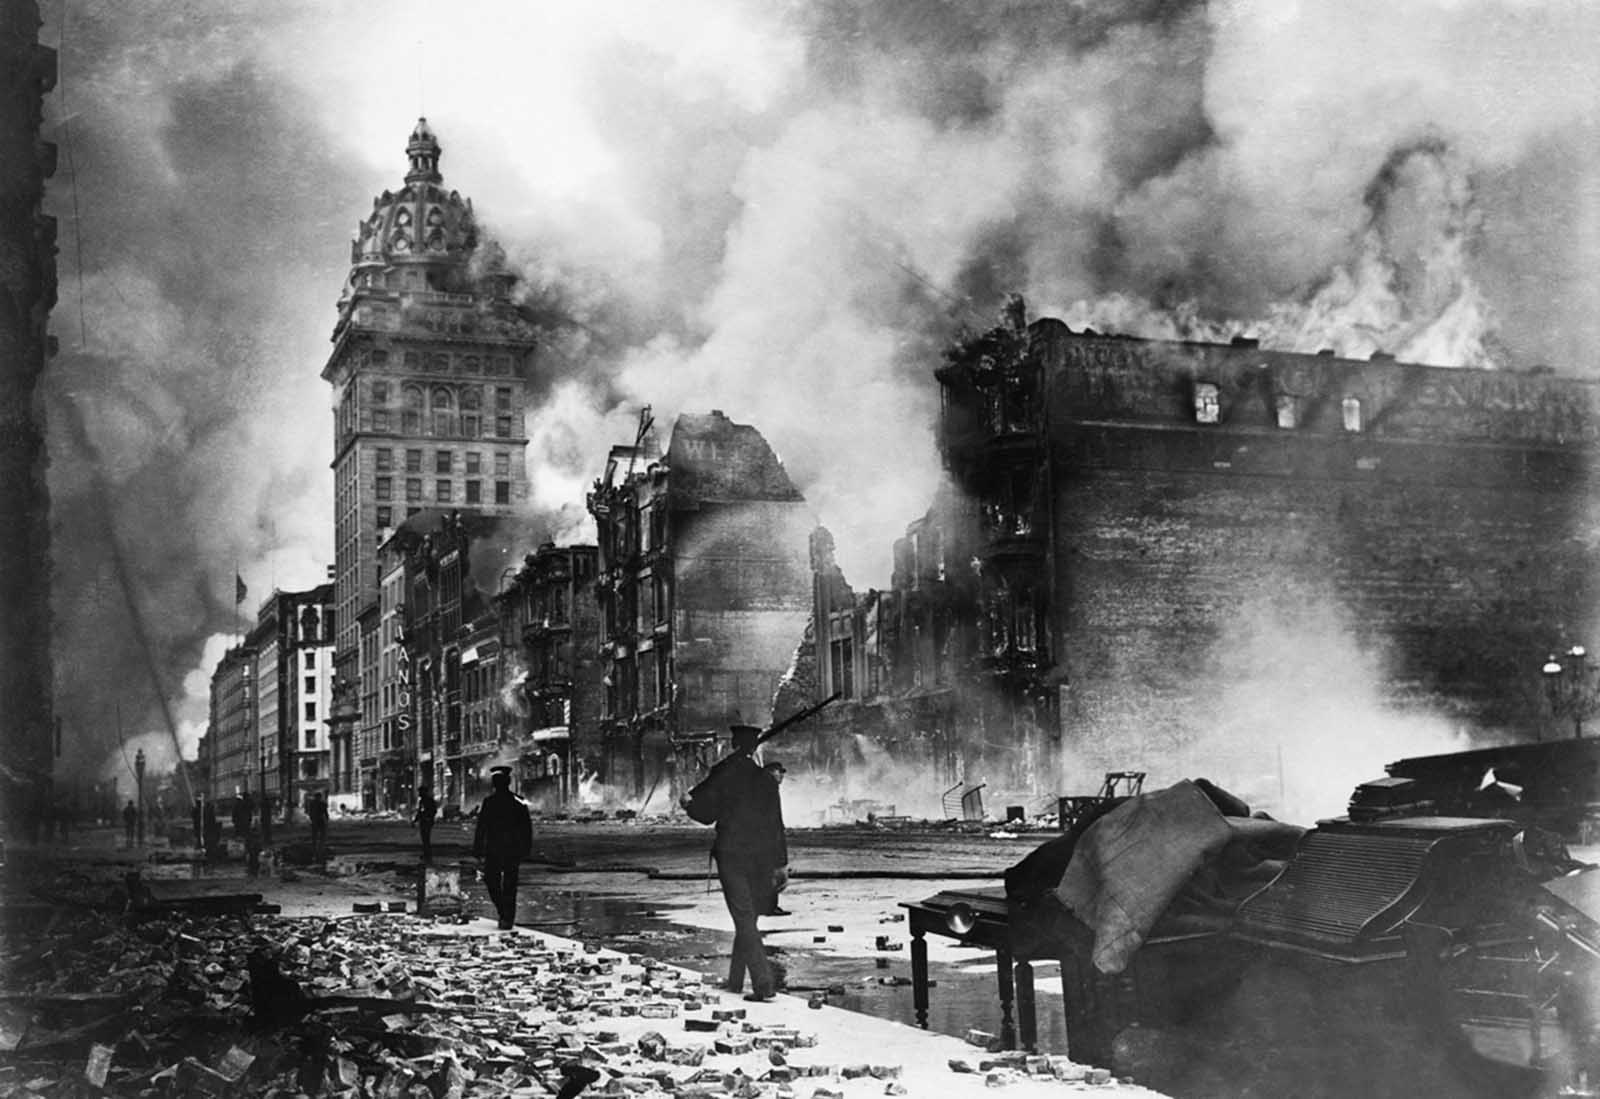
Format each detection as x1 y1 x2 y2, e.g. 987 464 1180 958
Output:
1193 383 1365 432
373 477 511 510
375 448 511 476
359 349 516 377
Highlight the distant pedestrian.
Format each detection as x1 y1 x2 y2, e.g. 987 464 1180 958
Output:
413 784 439 861
202 801 223 862
307 792 329 861
244 825 263 878
232 790 255 840
472 767 532 930
681 725 789 1001
122 800 138 849
191 798 204 852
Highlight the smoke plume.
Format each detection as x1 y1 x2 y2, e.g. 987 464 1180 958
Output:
39 0 1600 782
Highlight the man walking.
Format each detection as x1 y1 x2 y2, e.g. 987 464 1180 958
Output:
472 766 532 930
307 791 329 861
681 725 789 1001
413 783 439 861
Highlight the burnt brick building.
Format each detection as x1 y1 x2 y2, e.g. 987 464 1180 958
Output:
932 300 1600 806
496 542 602 810
588 410 811 804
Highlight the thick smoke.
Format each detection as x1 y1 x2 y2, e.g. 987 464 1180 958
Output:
40 0 1600 783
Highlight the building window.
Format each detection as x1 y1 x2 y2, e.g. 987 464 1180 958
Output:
494 452 509 476
1194 382 1220 424
496 415 513 437
305 729 316 748
466 452 481 475
432 386 454 435
830 637 855 699
373 409 390 432
495 481 510 505
406 449 422 473
376 448 393 472
375 476 392 501
436 450 452 474
1342 397 1363 432
304 676 316 694
466 480 481 504
407 478 422 503
437 479 452 502
495 387 511 412
377 506 392 528
403 385 424 433
304 652 315 670
372 380 389 403
1276 395 1298 429
304 701 316 721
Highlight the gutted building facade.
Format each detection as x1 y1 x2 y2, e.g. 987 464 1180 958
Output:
587 411 812 804
497 542 602 810
930 301 1600 804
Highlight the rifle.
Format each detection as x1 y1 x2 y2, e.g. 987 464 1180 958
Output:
681 693 843 822
753 691 843 748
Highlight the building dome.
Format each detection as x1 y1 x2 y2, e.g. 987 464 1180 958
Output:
343 118 482 298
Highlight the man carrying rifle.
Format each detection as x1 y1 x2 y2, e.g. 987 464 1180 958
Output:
682 724 788 1002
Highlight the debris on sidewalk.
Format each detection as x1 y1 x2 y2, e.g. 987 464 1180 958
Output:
1 857 1135 1097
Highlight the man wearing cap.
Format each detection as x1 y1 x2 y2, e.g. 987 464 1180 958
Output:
473 766 533 930
680 724 789 1001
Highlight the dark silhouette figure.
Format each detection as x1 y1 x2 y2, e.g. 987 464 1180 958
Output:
472 768 532 930
191 798 204 852
681 725 789 1001
122 800 137 848
232 790 255 839
203 800 223 862
413 784 438 861
259 793 273 846
307 792 329 860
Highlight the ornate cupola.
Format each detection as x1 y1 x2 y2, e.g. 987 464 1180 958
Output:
337 119 509 325
405 117 442 184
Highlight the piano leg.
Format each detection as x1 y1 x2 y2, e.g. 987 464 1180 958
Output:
911 929 929 1029
1015 960 1036 1053
996 946 1016 1049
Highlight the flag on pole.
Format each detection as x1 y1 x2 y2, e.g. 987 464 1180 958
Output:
235 573 248 605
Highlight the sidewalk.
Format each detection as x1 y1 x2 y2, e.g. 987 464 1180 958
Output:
0 837 1167 1098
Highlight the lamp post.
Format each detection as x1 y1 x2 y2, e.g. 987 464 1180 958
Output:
1541 645 1598 739
134 749 146 846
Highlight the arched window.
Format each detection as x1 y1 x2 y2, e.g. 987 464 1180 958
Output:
460 386 482 437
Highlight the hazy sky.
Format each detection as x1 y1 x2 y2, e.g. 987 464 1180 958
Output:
39 0 1600 780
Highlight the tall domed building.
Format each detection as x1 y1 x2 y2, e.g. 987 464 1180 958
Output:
320 120 540 802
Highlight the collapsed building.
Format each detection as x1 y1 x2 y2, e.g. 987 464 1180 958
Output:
587 410 812 804
784 299 1600 812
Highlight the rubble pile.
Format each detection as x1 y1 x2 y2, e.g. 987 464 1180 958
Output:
1 902 915 1099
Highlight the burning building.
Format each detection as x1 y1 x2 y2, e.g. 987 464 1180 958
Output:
926 299 1600 809
495 542 602 811
587 410 811 805
320 119 544 785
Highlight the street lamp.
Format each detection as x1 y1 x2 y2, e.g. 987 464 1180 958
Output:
1541 645 1598 739
134 749 146 846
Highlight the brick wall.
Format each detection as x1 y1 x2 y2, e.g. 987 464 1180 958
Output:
1032 324 1600 811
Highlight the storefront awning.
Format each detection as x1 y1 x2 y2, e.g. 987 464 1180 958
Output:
529 726 570 743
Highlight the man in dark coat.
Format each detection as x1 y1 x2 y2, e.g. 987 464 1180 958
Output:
681 725 789 1001
307 791 329 861
472 767 532 930
122 800 138 848
413 784 439 861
